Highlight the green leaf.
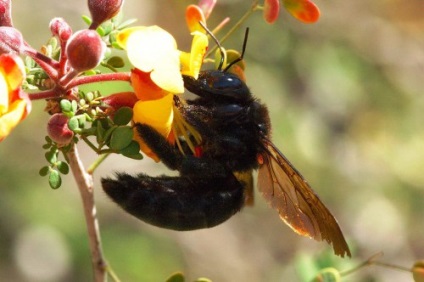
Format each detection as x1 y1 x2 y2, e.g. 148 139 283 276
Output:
60 99 72 112
81 15 92 26
42 143 51 149
120 140 143 160
68 116 80 131
109 126 133 151
107 56 125 68
48 170 62 189
97 26 106 37
39 166 50 177
166 272 185 282
45 149 57 164
71 100 78 113
57 161 70 175
113 107 133 126
194 279 212 282
85 92 94 102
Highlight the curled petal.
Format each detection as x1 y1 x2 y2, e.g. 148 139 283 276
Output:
283 0 320 23
180 31 208 79
130 69 169 101
186 5 206 33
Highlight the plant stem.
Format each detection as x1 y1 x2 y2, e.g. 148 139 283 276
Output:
206 0 260 58
87 153 110 174
67 72 131 89
67 144 106 282
28 88 60 100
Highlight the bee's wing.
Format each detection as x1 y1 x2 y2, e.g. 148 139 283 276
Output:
258 138 351 257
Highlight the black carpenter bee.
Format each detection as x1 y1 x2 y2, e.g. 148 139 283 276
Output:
101 30 351 258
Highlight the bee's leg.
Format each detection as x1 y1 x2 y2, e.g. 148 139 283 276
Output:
101 171 245 230
135 123 183 170
135 123 237 175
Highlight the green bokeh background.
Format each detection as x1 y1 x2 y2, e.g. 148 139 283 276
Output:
1 0 423 281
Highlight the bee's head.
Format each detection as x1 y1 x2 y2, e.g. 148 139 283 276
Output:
183 71 252 102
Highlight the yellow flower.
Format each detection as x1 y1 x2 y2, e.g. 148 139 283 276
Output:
0 53 30 142
117 25 208 161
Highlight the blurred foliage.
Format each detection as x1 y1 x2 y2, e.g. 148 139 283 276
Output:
0 0 423 281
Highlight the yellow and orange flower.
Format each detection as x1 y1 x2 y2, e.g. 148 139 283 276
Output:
116 24 208 161
0 53 31 142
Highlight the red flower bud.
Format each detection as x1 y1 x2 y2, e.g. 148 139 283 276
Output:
0 0 13 27
50 17 72 42
66 29 105 72
88 0 123 29
102 92 138 111
0 26 24 54
47 113 74 145
263 0 280 24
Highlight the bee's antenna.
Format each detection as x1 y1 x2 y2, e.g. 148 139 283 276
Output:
223 27 249 72
198 21 225 71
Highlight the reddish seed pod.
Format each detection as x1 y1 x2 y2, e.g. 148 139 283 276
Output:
47 113 74 145
0 0 13 27
0 26 24 54
66 29 105 72
88 0 124 29
49 17 72 42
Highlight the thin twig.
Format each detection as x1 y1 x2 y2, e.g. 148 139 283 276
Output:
67 144 106 282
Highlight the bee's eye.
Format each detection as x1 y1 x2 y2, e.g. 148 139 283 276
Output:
212 75 242 90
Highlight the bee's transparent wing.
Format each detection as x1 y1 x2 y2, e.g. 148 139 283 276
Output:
258 139 351 257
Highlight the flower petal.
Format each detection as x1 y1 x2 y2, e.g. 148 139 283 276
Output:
263 0 280 24
119 26 184 93
149 52 184 93
283 0 320 23
125 26 177 72
132 93 174 138
198 0 217 19
186 5 206 33
130 69 169 101
0 97 27 141
132 94 174 161
180 31 208 79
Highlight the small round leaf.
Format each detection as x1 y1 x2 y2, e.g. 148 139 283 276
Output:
107 56 125 68
45 149 57 164
120 140 143 160
113 107 133 126
49 170 62 189
110 126 134 151
57 161 70 175
166 272 185 282
60 99 72 112
68 116 80 131
39 166 50 176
